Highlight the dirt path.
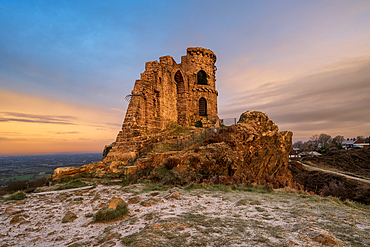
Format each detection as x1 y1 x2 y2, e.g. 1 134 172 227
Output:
299 161 370 184
31 186 95 195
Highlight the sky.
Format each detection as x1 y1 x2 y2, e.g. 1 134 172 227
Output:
0 0 370 155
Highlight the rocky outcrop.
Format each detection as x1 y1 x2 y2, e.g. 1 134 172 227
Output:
51 111 293 187
50 160 128 181
157 111 293 187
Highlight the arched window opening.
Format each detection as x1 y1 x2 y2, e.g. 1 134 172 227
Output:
175 70 184 84
199 97 207 116
197 70 207 85
175 70 187 125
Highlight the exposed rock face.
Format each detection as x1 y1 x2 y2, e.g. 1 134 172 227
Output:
51 111 293 187
51 167 81 180
158 111 293 187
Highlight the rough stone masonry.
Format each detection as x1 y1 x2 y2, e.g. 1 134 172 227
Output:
105 47 219 161
51 47 293 183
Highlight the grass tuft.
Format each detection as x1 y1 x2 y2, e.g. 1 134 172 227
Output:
142 183 170 192
184 183 272 194
94 201 129 222
55 179 88 190
6 191 27 200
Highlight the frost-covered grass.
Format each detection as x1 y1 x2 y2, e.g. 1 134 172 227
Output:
0 183 369 246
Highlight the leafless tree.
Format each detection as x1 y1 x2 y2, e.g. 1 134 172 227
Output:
357 135 366 141
292 141 303 149
318 133 332 148
332 135 344 146
309 134 319 150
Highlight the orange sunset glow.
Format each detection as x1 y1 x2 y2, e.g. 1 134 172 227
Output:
1 1 370 155
0 90 123 155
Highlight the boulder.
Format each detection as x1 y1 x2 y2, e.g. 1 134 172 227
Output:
4 206 20 215
165 191 181 200
94 198 128 222
62 211 77 223
140 199 155 207
306 227 344 247
51 167 81 181
128 196 142 204
107 198 125 210
10 215 26 224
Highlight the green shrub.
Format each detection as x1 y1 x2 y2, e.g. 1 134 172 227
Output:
184 183 206 190
94 201 129 222
142 183 169 192
3 181 28 193
55 179 88 190
7 191 27 200
31 177 48 188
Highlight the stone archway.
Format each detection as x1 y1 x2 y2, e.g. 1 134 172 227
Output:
175 70 187 125
199 97 207 116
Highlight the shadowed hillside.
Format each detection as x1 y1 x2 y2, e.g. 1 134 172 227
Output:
289 160 370 205
304 149 370 179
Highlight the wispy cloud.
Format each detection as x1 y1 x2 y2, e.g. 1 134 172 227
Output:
0 137 28 142
0 112 77 125
51 131 80 135
220 55 370 139
78 137 91 141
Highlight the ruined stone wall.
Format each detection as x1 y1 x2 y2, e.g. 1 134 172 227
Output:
108 47 219 161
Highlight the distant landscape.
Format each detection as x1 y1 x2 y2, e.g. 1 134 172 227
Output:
0 153 102 187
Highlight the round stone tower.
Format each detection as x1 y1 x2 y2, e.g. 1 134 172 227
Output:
180 47 218 125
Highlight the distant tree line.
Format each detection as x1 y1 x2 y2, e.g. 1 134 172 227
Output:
293 134 369 154
0 177 48 195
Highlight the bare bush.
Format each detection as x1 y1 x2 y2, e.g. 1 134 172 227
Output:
321 180 346 198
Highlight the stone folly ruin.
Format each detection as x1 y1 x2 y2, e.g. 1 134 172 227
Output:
51 47 294 183
105 47 219 161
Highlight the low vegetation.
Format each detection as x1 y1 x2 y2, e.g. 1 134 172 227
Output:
55 179 88 190
289 160 370 205
126 160 291 192
6 191 27 200
94 201 129 222
166 123 192 136
304 148 370 179
0 177 48 195
1 177 370 246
